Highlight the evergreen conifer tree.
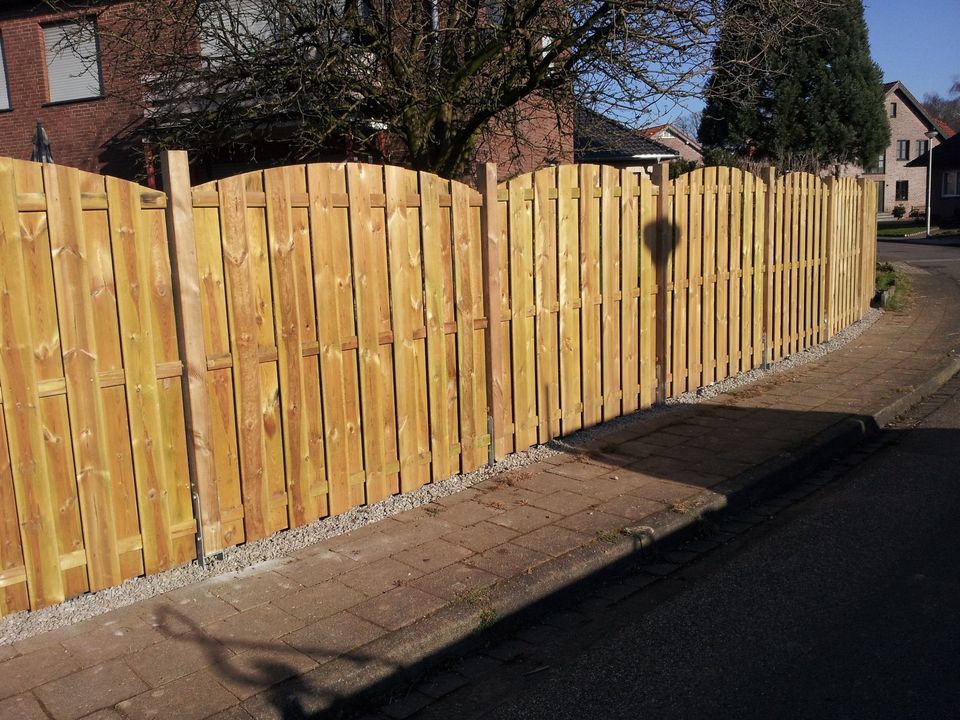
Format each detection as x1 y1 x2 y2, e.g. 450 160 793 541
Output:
700 0 889 171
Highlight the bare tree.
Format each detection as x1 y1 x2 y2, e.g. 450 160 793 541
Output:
923 78 960 133
54 0 826 178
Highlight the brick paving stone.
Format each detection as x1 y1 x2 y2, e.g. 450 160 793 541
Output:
442 521 519 553
634 431 687 448
162 586 240 631
555 509 632 537
281 611 385 662
78 709 126 719
629 479 699 505
517 470 594 495
432 487 483 506
582 472 652 500
206 706 256 720
524 489 599 515
34 659 147 720
410 562 499 601
512 525 593 558
0 645 81 699
125 633 231 687
422 500 498 527
463 543 551 578
273 580 366 623
209 570 303 612
389 518 460 547
59 614 164 668
392 539 474 574
116 669 237 720
595 495 666 522
477 485 546 511
203 604 307 654
0 643 17 662
339 558 424 596
545 461 610 481
0 693 47 719
350 586 448 631
330 531 400 563
211 643 317 700
273 548 356 586
487 505 558 533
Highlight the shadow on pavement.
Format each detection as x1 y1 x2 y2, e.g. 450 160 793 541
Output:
158 400 958 719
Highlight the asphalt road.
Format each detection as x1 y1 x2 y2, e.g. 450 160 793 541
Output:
404 241 960 720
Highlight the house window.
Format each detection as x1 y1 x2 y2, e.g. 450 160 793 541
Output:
865 153 885 174
43 21 102 103
895 180 909 201
896 140 910 161
889 102 897 118
944 171 959 198
200 0 276 60
917 139 929 157
0 36 9 111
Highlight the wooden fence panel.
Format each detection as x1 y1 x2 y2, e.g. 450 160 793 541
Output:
0 155 879 617
0 159 191 616
190 163 488 548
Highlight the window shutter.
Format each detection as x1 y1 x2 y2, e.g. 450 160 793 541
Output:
0 36 9 110
43 23 102 103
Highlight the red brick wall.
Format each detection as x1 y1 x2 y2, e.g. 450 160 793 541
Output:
0 4 144 179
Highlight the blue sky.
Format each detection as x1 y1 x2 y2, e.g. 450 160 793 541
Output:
864 0 960 99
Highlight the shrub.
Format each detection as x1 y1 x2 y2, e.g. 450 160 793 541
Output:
892 205 906 219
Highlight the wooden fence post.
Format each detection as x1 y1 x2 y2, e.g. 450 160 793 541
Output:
762 166 776 368
161 150 222 559
479 163 505 462
858 177 873 315
652 161 670 403
824 176 838 339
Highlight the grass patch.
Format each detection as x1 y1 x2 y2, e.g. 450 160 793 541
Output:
876 262 911 311
876 224 927 238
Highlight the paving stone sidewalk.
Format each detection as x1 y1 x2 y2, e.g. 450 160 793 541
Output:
1 266 958 720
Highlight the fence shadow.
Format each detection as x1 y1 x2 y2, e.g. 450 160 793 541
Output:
151 399 938 719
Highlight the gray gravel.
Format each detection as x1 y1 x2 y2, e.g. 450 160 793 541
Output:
0 308 882 646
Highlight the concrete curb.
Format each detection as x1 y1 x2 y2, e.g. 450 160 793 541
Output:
247 358 960 718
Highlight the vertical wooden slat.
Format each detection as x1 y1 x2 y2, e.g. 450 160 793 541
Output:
728 170 743 373
557 165 582 434
386 166 431 489
715 166 730 379
264 167 318 527
702 167 717 386
346 164 391 503
533 167 560 441
0 158 64 608
752 174 765 368
496 183 515 456
219 175 270 540
579 165 602 427
638 173 657 408
600 165 621 419
762 167 776 367
620 169 640 414
479 164 505 461
308 164 362 515
45 163 122 591
686 170 702 390
740 171 755 373
107 177 174 573
421 172 458 473
672 171 689 393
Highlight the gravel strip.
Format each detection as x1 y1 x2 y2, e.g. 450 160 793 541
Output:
0 308 882 645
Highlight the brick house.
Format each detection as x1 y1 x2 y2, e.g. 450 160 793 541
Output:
862 80 952 214
0 1 146 179
0 1 570 183
640 123 702 164
907 131 960 223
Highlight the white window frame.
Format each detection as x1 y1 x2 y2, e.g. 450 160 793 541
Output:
944 171 959 198
43 21 103 104
0 35 10 111
896 140 910 161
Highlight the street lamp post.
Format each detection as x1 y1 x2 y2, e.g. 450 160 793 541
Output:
926 129 938 238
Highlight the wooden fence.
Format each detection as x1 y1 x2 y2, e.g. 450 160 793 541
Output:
0 153 877 616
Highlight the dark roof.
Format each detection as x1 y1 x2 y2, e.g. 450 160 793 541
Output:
574 107 679 163
906 131 960 169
